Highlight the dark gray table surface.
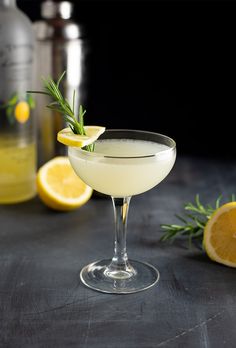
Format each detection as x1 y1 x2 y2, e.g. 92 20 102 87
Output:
1 156 236 348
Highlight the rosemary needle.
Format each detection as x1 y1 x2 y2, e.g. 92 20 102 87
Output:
160 194 235 248
27 71 94 152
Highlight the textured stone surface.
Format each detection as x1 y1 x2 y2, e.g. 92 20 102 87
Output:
1 156 236 347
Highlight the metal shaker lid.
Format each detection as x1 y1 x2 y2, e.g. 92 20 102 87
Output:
41 1 73 20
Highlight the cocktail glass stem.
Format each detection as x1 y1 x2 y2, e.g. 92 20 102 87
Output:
104 197 136 279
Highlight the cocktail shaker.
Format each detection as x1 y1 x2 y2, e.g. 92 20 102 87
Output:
33 0 88 164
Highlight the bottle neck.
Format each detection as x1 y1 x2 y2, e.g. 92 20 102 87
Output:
0 0 16 6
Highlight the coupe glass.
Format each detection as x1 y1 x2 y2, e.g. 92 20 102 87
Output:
68 130 176 294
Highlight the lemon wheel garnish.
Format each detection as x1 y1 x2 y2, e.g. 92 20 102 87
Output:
15 101 30 124
57 126 106 147
204 202 236 268
37 156 93 211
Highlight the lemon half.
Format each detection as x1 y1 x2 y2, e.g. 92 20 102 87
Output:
37 156 93 211
204 202 236 267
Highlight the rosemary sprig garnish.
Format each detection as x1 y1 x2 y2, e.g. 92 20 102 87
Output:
160 194 236 248
27 71 94 152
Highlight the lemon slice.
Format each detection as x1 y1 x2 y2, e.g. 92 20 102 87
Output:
57 126 106 147
37 156 93 211
204 202 236 267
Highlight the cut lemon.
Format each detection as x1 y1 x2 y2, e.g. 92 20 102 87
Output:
57 126 106 147
204 202 236 267
37 156 93 211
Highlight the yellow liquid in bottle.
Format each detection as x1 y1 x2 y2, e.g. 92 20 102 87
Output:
0 138 37 203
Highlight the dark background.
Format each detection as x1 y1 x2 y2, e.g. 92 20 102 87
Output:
17 0 236 157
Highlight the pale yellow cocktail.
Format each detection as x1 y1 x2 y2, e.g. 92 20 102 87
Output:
69 138 175 197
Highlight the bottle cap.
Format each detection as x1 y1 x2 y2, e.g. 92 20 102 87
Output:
41 1 73 20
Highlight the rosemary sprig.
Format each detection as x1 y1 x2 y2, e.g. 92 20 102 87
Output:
160 194 235 248
27 71 93 152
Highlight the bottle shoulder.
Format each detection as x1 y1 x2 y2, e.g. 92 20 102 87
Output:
0 7 34 44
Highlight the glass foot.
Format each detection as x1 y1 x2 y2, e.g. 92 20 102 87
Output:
80 259 160 294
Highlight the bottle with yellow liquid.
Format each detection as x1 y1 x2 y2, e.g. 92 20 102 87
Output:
0 0 36 203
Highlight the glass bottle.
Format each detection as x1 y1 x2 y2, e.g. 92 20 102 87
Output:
0 0 36 204
33 0 88 164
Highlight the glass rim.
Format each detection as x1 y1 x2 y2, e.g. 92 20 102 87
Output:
69 129 176 159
